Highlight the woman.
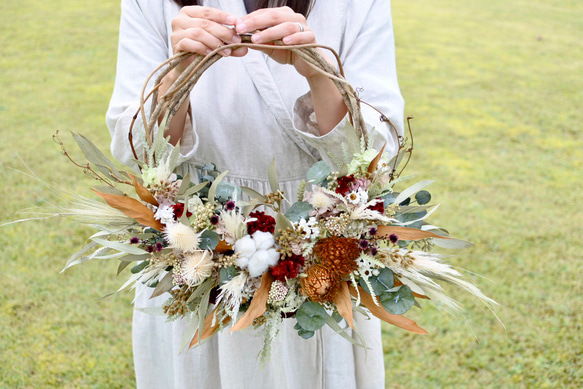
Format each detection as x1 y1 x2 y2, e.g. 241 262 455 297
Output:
106 1 404 388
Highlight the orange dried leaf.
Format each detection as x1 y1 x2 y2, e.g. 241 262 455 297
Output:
377 225 450 241
215 240 233 254
129 173 158 206
189 308 231 348
93 189 164 231
367 143 386 174
333 281 354 329
230 272 274 333
351 285 427 335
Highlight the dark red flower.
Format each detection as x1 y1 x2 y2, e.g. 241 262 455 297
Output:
269 253 305 282
368 199 384 214
247 211 276 235
172 203 192 219
335 174 356 196
389 234 399 244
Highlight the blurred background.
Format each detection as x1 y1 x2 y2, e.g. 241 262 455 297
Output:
0 0 581 387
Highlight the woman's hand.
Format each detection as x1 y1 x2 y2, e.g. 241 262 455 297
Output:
171 6 247 72
235 7 318 78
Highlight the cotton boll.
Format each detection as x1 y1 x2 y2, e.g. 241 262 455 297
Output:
247 250 271 278
234 235 256 258
265 248 280 267
236 256 250 269
253 231 275 250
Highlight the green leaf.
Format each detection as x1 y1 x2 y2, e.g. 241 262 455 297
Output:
151 271 175 298
91 238 149 255
215 181 241 202
199 230 219 250
268 158 279 193
219 266 238 285
182 181 209 198
380 285 415 315
306 161 331 185
415 190 432 205
295 301 328 331
394 180 434 205
131 260 149 274
177 172 191 196
274 213 293 237
117 261 132 275
344 120 361 155
359 267 394 296
208 170 229 202
285 201 313 223
71 132 125 180
297 329 315 339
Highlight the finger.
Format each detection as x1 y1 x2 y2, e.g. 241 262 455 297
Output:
236 7 301 34
249 22 313 44
181 6 237 26
172 18 241 48
174 28 232 57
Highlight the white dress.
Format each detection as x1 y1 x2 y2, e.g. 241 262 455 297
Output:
106 1 404 388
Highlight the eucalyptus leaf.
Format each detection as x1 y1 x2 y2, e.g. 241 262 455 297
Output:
297 329 315 339
182 181 209 198
219 266 238 285
295 301 328 331
432 237 474 249
275 213 293 236
415 190 432 205
380 285 415 315
284 201 312 223
306 161 331 185
118 253 151 262
186 277 215 304
268 158 279 193
151 271 175 298
199 230 219 250
93 186 125 196
208 170 229 202
344 120 361 155
394 180 434 205
92 238 149 255
215 181 241 202
117 260 132 275
177 172 191 196
71 132 124 180
241 186 265 200
359 267 394 296
131 260 149 274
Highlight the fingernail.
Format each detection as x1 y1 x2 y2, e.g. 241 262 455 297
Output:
226 15 236 24
205 49 212 55
283 37 291 44
232 35 242 44
237 22 247 33
251 34 260 43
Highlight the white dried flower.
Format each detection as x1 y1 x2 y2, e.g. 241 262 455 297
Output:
179 250 214 286
253 231 275 250
154 204 176 225
164 222 201 252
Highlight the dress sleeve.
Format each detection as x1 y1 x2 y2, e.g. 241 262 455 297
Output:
106 0 198 169
292 0 404 169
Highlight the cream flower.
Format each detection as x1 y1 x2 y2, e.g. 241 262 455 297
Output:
180 250 214 286
164 222 201 252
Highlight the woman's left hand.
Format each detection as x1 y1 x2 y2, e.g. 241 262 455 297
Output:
235 7 318 78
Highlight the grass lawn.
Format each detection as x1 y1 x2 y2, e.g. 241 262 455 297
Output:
1 0 581 387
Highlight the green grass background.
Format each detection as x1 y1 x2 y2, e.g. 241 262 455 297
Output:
0 0 581 387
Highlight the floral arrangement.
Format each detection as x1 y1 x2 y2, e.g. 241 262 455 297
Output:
53 119 496 361
36 41 497 361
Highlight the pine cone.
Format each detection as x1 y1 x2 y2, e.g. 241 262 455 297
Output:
300 264 340 303
313 236 360 277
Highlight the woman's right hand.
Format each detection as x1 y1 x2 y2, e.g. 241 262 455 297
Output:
171 6 246 73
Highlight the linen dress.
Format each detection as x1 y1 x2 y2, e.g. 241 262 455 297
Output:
106 1 405 388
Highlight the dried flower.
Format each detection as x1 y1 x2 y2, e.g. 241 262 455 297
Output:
300 264 340 303
164 222 201 252
313 236 360 277
178 250 214 287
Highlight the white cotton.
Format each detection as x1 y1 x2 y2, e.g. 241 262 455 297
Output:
164 222 200 252
265 248 280 267
252 231 275 251
234 235 256 258
248 250 271 278
236 256 250 269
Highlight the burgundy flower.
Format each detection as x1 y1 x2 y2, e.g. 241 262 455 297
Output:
247 211 276 235
225 200 236 211
389 234 399 244
172 203 192 219
269 253 305 282
368 199 384 214
130 237 140 244
210 215 220 225
335 174 356 196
